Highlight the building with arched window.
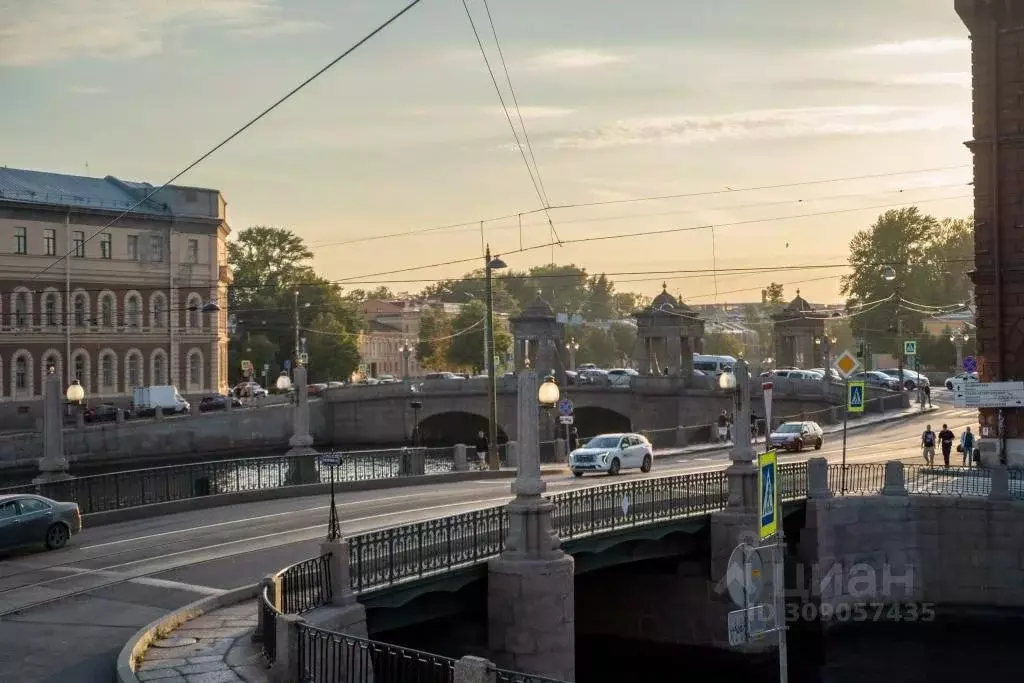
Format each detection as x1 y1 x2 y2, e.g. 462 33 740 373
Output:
0 166 232 417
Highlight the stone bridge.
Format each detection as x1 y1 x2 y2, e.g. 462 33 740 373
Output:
324 374 900 447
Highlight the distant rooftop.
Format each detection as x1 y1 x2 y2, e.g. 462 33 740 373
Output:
0 166 219 218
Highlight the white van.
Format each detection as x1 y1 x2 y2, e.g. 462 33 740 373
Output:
693 354 737 376
133 385 190 417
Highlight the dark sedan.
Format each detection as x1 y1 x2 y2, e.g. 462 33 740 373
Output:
84 403 123 423
199 394 244 412
0 494 81 552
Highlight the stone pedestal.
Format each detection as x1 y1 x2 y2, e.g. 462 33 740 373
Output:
455 656 495 683
488 555 575 681
881 461 907 496
487 368 575 681
454 444 469 471
287 364 316 457
35 370 70 484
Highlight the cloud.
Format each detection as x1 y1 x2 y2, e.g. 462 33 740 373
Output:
525 49 629 70
544 105 967 150
846 38 970 56
774 72 971 91
0 0 322 66
480 105 576 119
69 85 106 95
892 72 970 87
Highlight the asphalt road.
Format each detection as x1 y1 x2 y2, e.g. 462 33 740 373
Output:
0 402 977 682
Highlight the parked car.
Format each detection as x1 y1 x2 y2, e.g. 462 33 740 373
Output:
84 403 122 423
945 371 979 390
133 385 190 416
851 371 900 391
307 383 328 397
0 494 81 552
232 381 267 398
878 369 930 391
768 421 824 452
199 394 243 412
578 368 608 384
569 433 653 477
606 368 639 386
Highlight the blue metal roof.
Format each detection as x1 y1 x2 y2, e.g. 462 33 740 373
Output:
0 167 172 215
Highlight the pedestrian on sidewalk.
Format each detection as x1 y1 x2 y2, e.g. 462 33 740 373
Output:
960 427 975 467
938 423 955 467
923 383 932 408
750 412 759 444
717 410 730 443
475 430 488 470
921 424 936 466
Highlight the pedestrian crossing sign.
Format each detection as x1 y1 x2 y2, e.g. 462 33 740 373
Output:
758 450 778 541
848 381 865 414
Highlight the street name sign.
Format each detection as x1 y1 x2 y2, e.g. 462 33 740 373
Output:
758 450 778 540
559 414 574 425
834 350 859 378
848 381 865 414
904 340 917 356
321 453 341 466
953 381 1024 408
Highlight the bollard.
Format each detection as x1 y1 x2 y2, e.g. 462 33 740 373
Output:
155 406 164 421
505 441 519 469
453 444 469 471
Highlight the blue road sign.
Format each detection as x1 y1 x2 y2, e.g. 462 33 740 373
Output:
848 381 865 414
963 356 977 373
758 450 778 540
557 398 574 416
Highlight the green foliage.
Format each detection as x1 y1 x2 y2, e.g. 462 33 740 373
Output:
227 226 361 383
445 299 511 373
583 274 616 320
842 208 974 356
764 282 785 305
416 307 452 370
703 332 745 358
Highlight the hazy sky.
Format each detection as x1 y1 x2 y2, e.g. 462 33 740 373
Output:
0 0 973 306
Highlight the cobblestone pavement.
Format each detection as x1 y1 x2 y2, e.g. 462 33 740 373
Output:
135 600 269 682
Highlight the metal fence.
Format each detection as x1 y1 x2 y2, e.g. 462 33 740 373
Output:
280 554 334 615
0 447 455 514
259 585 278 664
297 623 456 683
493 668 567 683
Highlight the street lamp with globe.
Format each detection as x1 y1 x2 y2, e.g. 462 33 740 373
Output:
65 378 85 404
881 265 906 392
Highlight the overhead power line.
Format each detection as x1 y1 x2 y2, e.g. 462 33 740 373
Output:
310 180 971 249
29 0 426 282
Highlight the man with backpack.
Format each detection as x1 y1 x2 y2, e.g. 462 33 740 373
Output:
960 427 976 468
921 424 936 466
938 424 955 467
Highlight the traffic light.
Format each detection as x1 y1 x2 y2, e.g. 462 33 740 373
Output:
856 342 865 359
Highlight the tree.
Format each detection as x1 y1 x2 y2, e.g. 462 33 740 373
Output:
841 207 947 355
612 292 650 318
228 226 315 311
703 332 745 358
416 307 452 370
584 274 616 320
446 300 511 373
577 326 620 367
764 282 785 306
522 264 590 315
305 312 361 381
609 323 636 364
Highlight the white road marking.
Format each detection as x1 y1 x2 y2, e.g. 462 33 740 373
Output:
42 566 224 596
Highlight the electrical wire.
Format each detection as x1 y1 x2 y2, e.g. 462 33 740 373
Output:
307 171 972 249
29 0 426 282
302 317 484 343
460 0 559 246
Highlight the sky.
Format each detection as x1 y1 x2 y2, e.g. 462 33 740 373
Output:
0 0 974 307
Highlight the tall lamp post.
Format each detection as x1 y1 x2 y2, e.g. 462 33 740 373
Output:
565 337 580 371
719 361 755 508
400 341 413 380
410 399 423 447
485 245 507 470
882 266 904 392
950 327 970 371
814 333 837 381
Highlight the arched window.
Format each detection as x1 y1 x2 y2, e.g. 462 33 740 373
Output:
187 294 202 329
100 351 115 390
44 293 58 327
14 354 28 391
126 351 142 390
71 350 90 392
152 351 166 385
126 295 141 328
187 349 203 390
74 294 86 327
14 291 28 327
151 293 166 328
100 293 115 328
40 351 60 392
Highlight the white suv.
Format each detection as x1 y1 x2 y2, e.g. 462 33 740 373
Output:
570 433 653 477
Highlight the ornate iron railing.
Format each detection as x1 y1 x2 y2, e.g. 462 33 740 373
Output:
280 554 334 615
259 584 278 664
0 447 455 514
296 622 457 683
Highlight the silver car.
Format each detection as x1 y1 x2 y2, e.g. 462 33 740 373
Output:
0 494 82 552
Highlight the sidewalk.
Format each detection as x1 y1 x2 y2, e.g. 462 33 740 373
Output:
134 600 267 683
655 404 939 458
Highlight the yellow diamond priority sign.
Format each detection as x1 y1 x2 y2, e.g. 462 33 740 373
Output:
834 349 860 378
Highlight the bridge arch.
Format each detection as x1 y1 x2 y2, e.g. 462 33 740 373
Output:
417 411 508 447
573 406 631 440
